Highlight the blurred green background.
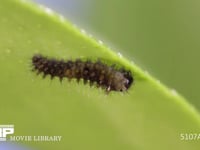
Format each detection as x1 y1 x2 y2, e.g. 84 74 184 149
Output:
33 0 200 110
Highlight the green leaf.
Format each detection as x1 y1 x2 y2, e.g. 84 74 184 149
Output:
0 0 200 149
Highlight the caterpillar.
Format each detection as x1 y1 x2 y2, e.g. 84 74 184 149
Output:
32 54 133 93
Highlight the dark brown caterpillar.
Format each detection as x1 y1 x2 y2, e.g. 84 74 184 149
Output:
32 54 133 93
